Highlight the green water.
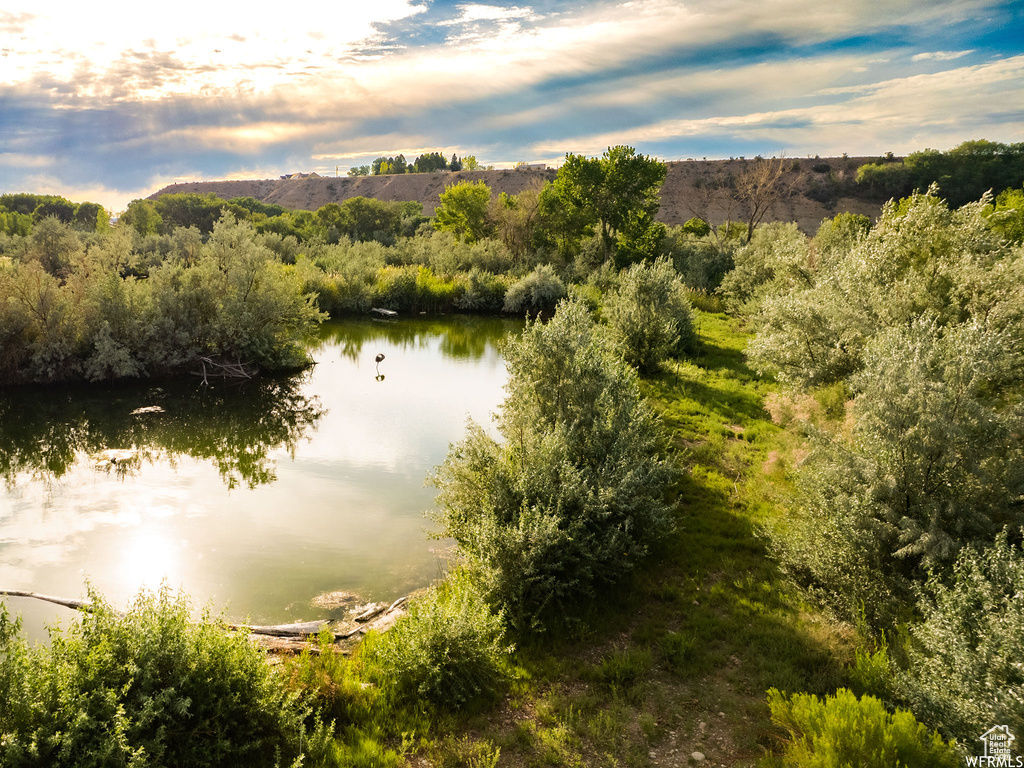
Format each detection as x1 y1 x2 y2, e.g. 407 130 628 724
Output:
0 316 518 637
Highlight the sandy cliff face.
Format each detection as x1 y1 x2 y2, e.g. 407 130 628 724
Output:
149 157 885 233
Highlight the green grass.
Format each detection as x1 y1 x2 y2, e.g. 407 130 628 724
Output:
292 309 857 767
423 310 858 767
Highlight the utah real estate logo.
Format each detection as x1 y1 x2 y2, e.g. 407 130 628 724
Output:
967 726 1022 767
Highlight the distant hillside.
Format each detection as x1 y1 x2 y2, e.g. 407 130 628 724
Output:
149 157 886 234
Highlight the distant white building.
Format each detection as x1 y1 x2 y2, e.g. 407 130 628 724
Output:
280 172 321 180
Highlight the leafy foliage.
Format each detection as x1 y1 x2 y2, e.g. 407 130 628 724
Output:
433 181 493 244
901 530 1024 743
748 189 1024 386
0 586 307 768
0 193 109 234
501 264 566 315
772 318 1024 626
602 256 695 371
363 570 510 711
431 299 676 631
0 215 323 385
766 688 959 767
660 225 735 292
717 222 809 316
855 139 1024 208
544 146 666 261
986 185 1024 244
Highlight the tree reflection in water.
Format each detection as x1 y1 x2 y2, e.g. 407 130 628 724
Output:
0 374 324 490
310 316 521 364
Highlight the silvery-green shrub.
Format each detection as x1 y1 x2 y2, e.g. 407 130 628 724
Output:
771 317 1024 627
0 586 307 767
431 299 676 631
603 256 695 371
364 569 510 711
901 530 1024 744
748 190 1023 386
501 264 566 315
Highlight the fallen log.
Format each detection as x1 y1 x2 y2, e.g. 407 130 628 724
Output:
226 620 330 638
0 589 97 612
339 596 409 638
249 635 350 655
1 589 410 650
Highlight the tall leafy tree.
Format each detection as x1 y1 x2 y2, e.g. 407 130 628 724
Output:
121 199 163 237
546 145 666 261
491 188 542 262
433 180 492 243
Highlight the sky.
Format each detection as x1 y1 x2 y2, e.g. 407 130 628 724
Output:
1 0 1022 212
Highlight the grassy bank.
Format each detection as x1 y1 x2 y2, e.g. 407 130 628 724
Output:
377 309 857 767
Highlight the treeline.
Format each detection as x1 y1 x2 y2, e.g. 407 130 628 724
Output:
347 151 487 176
0 216 322 386
854 139 1024 206
120 192 428 245
4 138 1022 389
0 193 110 236
0 146 692 385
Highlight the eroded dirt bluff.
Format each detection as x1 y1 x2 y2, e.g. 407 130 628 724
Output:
149 156 885 233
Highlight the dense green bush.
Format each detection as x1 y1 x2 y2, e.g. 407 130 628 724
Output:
0 587 308 767
431 299 676 631
0 215 323 385
454 268 509 312
855 140 1024 208
810 211 871 264
902 530 1024 744
717 222 809 315
986 186 1024 244
772 318 1024 627
502 264 566 315
363 571 510 711
748 190 1023 386
766 688 959 767
370 264 462 312
286 630 376 730
661 226 735 292
433 180 493 244
855 161 913 201
603 257 696 371
0 193 109 234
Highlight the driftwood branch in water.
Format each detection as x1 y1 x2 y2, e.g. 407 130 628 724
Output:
0 590 96 612
2 589 411 653
226 620 330 638
340 596 409 638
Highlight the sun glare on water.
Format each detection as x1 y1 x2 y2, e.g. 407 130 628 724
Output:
116 528 182 594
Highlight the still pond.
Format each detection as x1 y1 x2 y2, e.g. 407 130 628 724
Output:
0 316 519 638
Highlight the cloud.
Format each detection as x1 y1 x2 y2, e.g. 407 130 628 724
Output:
912 50 975 61
527 55 1024 158
0 152 50 168
0 10 33 35
439 3 543 24
0 1 430 95
1 0 1021 211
